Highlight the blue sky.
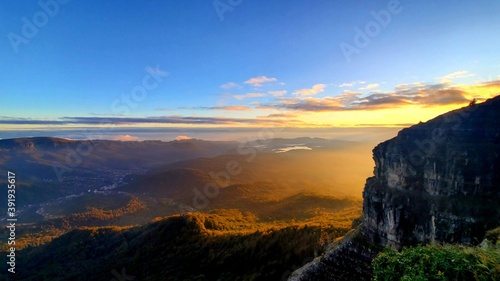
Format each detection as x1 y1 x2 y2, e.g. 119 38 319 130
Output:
1 0 500 137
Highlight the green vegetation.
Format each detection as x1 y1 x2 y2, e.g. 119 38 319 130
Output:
4 193 361 251
372 244 500 281
1 197 145 250
4 210 355 281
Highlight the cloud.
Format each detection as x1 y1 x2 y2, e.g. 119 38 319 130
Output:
12 116 288 126
293 84 326 96
2 80 498 127
360 83 379 90
339 81 365 88
0 117 64 125
265 94 404 112
258 113 297 118
251 102 277 110
260 80 500 112
112 134 140 141
270 96 344 112
231 93 265 100
0 114 309 127
175 135 192 141
438 70 474 83
395 82 425 90
196 105 253 111
339 83 354 88
355 93 414 107
268 90 287 97
412 89 469 105
155 107 175 111
477 80 500 88
244 76 277 87
337 90 362 105
220 82 239 89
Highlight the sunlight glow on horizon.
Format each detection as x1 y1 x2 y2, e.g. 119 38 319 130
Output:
1 82 497 131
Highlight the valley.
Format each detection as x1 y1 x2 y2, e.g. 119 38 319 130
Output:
0 136 372 280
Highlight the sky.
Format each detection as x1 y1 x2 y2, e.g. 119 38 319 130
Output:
1 0 500 141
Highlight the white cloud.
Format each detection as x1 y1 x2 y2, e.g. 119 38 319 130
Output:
438 70 474 83
268 90 287 97
293 84 326 96
396 82 425 90
232 93 265 100
244 76 278 87
220 82 239 89
339 80 366 88
360 83 379 90
339 83 355 88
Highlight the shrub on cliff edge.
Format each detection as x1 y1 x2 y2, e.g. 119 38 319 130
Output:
372 244 500 281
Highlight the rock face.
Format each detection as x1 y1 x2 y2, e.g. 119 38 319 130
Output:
363 96 500 249
289 96 500 280
288 227 381 281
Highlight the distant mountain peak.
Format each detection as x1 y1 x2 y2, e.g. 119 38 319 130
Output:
0 136 74 151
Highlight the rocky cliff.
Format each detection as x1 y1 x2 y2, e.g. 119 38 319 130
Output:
363 96 500 249
289 95 500 280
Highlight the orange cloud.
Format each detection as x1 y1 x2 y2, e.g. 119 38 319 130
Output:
293 84 326 96
263 80 500 112
257 113 298 119
210 105 252 111
175 135 192 140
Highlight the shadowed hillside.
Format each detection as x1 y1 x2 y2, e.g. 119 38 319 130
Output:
4 211 357 281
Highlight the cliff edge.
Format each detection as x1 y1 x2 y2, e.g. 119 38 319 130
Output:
289 96 500 280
